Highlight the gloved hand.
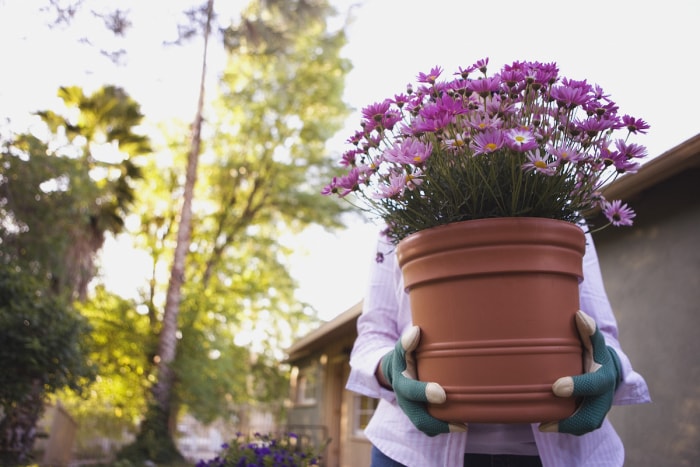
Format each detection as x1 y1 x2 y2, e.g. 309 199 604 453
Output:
379 326 466 436
540 310 622 435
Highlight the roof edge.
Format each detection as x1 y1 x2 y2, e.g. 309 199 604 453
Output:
602 133 700 201
284 300 363 362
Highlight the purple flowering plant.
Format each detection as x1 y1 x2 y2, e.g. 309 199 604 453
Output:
322 58 649 244
196 432 325 467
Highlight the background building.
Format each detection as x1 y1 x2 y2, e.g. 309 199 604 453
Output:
593 133 700 465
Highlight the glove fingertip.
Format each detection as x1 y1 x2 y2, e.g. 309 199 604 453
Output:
401 326 421 352
575 310 597 337
552 376 574 397
425 382 446 404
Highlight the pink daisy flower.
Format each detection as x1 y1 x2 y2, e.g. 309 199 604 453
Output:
471 129 506 155
603 200 636 226
506 128 538 152
522 149 556 175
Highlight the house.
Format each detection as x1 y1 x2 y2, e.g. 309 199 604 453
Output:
590 133 700 466
285 133 700 467
285 301 370 467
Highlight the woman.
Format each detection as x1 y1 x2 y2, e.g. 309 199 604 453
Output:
346 229 650 467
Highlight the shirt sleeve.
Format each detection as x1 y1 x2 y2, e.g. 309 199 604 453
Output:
346 235 401 402
579 231 651 405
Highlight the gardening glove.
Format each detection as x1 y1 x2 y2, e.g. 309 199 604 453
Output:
540 310 622 436
380 326 466 436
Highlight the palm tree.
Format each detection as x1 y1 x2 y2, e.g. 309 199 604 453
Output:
1 85 150 300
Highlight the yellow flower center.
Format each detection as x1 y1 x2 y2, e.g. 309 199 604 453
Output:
485 143 498 151
534 160 547 169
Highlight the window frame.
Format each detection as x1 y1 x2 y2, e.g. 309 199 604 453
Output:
351 394 378 437
293 363 319 407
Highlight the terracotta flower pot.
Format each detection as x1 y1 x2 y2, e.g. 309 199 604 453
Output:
395 217 586 424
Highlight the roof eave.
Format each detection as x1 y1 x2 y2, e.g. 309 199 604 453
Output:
284 300 363 363
602 133 700 201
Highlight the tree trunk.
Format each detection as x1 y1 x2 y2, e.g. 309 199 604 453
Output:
149 0 213 445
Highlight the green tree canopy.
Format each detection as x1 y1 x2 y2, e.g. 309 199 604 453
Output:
172 0 352 411
0 85 151 299
0 1 353 462
0 84 150 464
0 265 95 465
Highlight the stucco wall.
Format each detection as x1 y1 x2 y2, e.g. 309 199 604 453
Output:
593 169 700 466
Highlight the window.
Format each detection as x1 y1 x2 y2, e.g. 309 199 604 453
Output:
352 395 378 436
294 365 318 406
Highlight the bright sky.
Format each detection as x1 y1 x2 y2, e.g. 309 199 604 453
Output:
2 0 699 321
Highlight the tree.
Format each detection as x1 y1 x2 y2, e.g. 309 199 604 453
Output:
0 84 150 463
120 0 352 461
171 0 353 401
51 287 155 456
1 1 353 462
123 1 215 462
0 265 95 466
0 85 151 300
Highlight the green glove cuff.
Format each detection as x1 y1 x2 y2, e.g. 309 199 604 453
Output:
610 346 623 391
380 339 403 388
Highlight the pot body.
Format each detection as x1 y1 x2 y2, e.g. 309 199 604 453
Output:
395 217 586 424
